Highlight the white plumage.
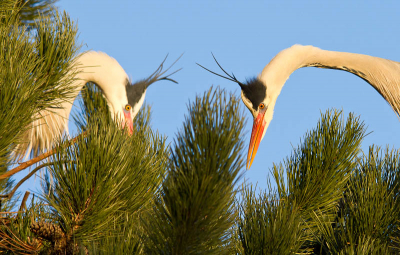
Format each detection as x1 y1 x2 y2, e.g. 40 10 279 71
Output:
16 51 181 159
200 44 400 169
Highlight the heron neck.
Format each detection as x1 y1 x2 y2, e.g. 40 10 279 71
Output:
73 52 129 114
259 45 375 97
259 44 400 116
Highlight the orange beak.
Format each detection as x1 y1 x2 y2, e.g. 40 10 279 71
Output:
247 111 266 169
123 111 134 135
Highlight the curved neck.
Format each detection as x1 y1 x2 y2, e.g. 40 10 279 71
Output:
259 45 320 98
259 45 400 116
74 52 129 106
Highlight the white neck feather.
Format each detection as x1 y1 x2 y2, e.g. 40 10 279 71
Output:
73 51 129 115
259 44 400 116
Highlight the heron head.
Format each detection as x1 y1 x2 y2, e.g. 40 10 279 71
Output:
106 88 135 135
197 55 273 169
123 54 183 133
108 79 147 136
125 79 147 125
122 103 135 135
79 51 181 136
239 78 274 169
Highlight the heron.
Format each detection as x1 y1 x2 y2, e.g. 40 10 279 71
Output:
16 51 181 159
198 44 400 169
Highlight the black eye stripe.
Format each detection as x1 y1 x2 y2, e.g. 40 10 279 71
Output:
241 78 267 111
126 79 147 107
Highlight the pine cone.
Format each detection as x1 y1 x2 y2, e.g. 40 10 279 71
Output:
30 221 65 243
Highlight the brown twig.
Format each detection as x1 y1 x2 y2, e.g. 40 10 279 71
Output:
0 221 42 254
0 163 53 200
0 131 87 181
0 204 50 215
19 191 30 212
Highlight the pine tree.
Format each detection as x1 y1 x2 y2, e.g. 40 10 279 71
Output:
0 1 247 252
0 0 80 253
141 87 245 254
235 110 400 254
2 1 400 254
314 146 400 254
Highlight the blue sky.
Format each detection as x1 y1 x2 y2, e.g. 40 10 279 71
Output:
16 1 400 195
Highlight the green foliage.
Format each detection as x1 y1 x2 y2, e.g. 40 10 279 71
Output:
0 1 78 210
0 3 79 160
41 82 168 251
16 0 58 29
3 75 400 254
314 146 400 254
142 87 246 254
88 212 143 254
1 3 400 253
0 196 53 253
237 110 368 254
346 147 400 249
0 0 58 29
276 110 366 215
238 186 304 255
73 82 113 131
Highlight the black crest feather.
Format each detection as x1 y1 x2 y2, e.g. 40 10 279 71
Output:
126 54 183 106
197 54 266 110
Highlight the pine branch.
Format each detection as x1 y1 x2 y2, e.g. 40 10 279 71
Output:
18 191 30 212
142 86 246 254
0 5 80 161
237 185 304 254
0 0 58 29
280 110 366 216
314 146 400 254
15 0 58 29
237 109 367 254
0 132 87 181
0 5 82 253
0 196 50 253
0 221 43 254
0 163 51 199
42 97 168 248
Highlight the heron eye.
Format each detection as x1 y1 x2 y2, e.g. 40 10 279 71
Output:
259 103 265 109
125 104 132 111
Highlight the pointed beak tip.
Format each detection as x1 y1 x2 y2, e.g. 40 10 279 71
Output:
246 112 267 171
246 154 253 170
128 125 134 136
246 153 256 170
